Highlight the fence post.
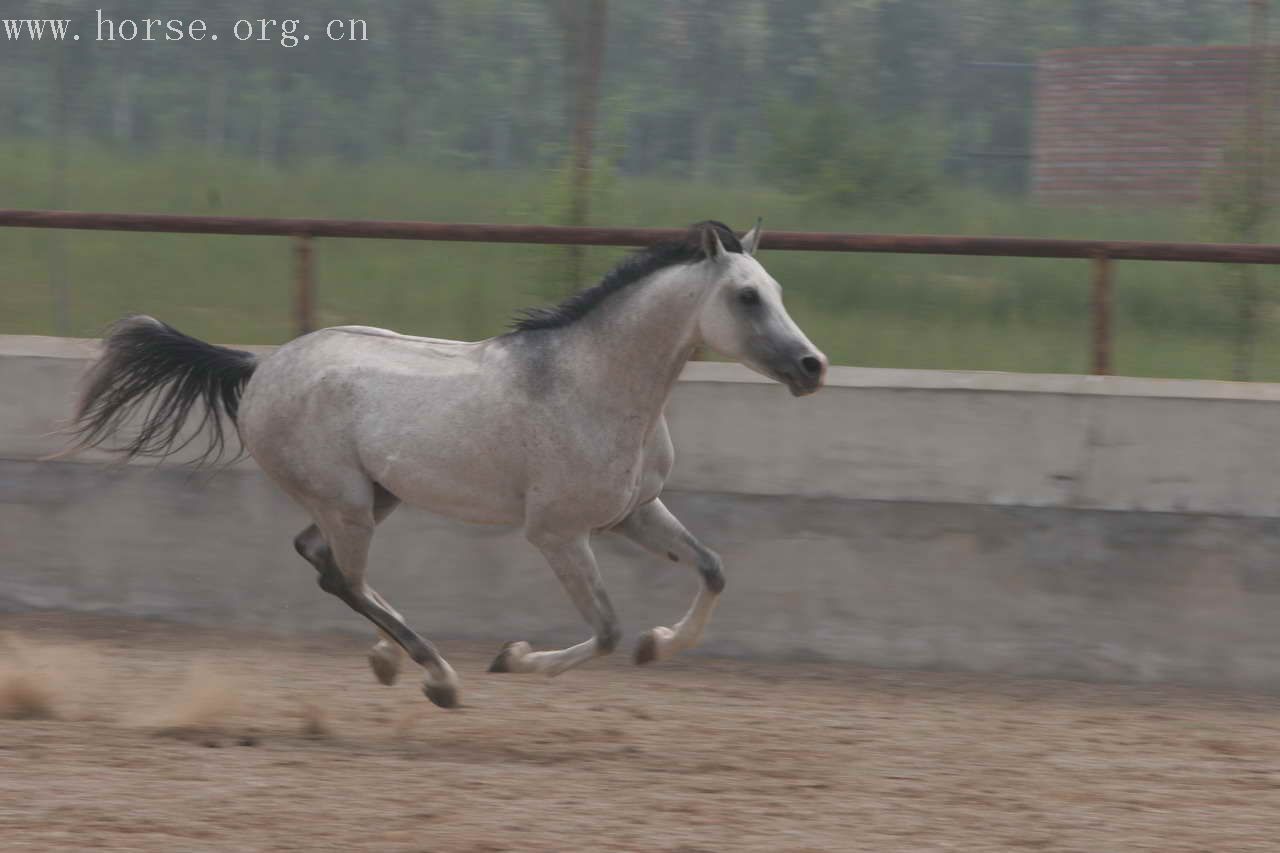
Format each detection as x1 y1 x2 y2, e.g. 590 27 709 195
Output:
1090 252 1112 375
293 234 315 337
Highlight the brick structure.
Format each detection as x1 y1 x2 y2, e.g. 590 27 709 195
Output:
1033 46 1260 203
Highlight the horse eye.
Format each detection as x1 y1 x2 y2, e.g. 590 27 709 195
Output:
737 287 760 307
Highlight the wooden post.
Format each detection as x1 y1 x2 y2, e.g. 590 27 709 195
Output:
293 235 315 337
1091 253 1112 376
563 0 608 290
49 44 70 336
1234 0 1270 380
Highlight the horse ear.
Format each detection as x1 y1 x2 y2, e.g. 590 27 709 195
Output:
699 222 726 261
740 218 764 256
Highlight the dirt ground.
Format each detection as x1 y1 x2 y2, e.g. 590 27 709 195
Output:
2 613 1279 852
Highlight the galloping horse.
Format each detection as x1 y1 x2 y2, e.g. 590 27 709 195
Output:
67 220 827 708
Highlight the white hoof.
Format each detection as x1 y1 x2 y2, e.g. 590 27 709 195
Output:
368 641 402 686
488 640 534 673
423 680 460 709
634 627 676 665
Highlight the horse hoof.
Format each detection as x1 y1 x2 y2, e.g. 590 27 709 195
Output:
423 682 459 709
487 640 529 673
634 630 659 666
368 649 399 686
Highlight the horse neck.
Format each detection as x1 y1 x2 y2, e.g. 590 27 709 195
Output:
567 264 708 419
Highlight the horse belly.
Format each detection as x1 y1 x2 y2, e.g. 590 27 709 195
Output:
377 463 525 525
358 425 526 526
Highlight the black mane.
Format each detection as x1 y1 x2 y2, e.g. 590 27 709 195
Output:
510 221 743 333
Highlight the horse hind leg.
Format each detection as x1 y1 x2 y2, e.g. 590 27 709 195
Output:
294 486 460 708
294 530 402 686
294 483 404 686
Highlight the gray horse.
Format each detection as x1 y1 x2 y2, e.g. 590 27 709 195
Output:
67 220 827 708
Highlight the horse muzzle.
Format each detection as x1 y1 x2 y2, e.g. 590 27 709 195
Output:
779 351 828 397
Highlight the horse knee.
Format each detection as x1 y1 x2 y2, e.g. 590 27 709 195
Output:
696 548 725 595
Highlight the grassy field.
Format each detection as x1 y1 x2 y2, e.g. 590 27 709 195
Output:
4 141 1280 380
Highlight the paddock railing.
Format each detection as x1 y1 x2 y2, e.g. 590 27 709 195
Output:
8 208 1280 375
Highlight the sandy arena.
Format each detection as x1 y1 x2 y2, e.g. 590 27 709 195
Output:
2 612 1279 852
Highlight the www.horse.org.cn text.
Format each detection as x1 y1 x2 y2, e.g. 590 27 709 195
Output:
2 12 370 48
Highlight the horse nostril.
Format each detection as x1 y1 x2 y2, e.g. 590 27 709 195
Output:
800 355 823 376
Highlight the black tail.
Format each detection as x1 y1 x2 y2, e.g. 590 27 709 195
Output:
65 315 258 465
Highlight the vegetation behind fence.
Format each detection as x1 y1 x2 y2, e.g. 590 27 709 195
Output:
6 144 1280 381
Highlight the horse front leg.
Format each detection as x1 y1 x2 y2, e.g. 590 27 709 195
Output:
489 533 621 676
611 498 724 665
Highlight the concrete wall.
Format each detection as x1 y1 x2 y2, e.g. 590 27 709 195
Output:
5 334 1280 690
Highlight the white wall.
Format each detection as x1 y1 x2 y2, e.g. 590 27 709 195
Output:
5 335 1280 690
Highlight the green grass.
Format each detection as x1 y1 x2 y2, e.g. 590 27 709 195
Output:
4 140 1280 380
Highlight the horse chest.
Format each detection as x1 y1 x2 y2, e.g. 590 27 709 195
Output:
588 459 650 530
549 429 665 528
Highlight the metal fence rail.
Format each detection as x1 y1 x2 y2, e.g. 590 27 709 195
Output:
7 208 1280 375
